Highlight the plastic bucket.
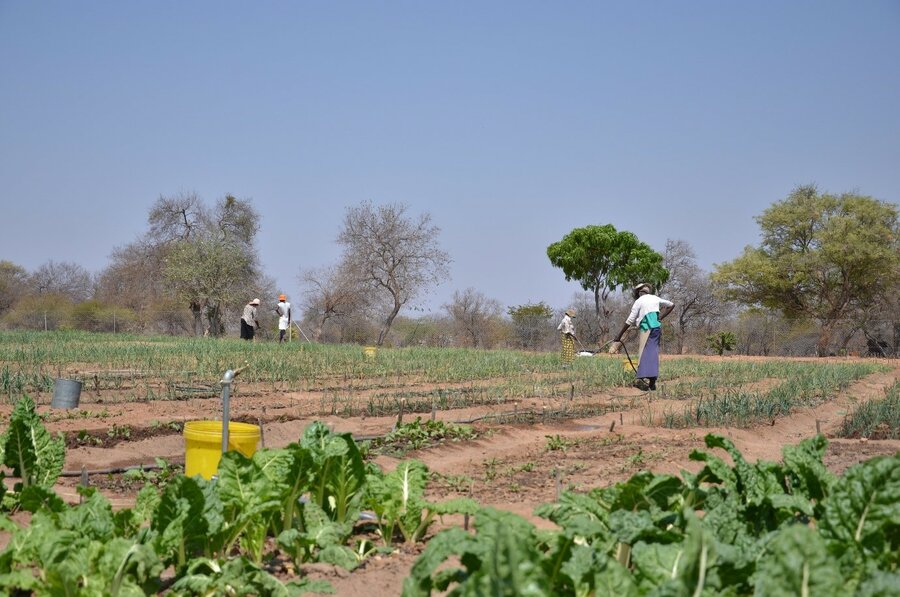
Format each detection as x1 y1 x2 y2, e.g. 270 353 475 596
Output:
363 346 377 360
51 378 82 409
183 420 260 479
623 359 634 373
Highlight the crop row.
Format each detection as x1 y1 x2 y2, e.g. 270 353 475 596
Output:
1 391 897 596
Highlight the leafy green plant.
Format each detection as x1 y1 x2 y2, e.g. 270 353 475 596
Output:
365 459 477 546
0 394 65 512
706 331 737 356
406 433 900 596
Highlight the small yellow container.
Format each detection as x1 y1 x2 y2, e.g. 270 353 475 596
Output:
363 346 377 359
183 420 260 479
623 359 634 372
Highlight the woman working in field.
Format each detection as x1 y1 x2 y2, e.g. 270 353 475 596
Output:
609 283 674 391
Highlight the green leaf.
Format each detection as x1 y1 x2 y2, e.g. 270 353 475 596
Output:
2 394 65 490
820 454 900 567
754 524 844 596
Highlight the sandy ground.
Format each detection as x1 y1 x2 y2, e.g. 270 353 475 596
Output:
3 356 898 595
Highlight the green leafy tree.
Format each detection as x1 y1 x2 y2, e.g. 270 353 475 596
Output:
713 186 899 356
148 193 268 336
706 331 736 356
547 224 668 341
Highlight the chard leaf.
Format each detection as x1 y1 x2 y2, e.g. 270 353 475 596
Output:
781 434 835 507
820 454 900 566
302 425 367 525
535 490 611 543
754 524 844 596
631 542 684 588
2 394 65 490
152 475 217 568
169 555 328 596
216 450 282 563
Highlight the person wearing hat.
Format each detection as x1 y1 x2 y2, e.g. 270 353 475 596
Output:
240 298 261 341
275 294 292 343
557 308 577 366
609 284 674 391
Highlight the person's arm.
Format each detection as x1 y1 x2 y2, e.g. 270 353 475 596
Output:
659 302 675 321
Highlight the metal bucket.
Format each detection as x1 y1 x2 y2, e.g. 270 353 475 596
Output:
51 378 82 409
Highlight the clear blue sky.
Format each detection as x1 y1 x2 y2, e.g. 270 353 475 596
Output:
1 1 898 314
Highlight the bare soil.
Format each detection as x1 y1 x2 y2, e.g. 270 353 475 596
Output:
5 355 899 596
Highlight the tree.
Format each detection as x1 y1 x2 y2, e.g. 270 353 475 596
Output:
337 201 451 346
660 239 724 353
28 260 94 303
547 224 668 341
507 302 554 350
713 185 900 356
145 193 265 336
706 331 736 356
444 288 504 348
0 260 28 315
300 264 366 341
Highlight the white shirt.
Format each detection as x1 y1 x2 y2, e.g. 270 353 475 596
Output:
276 301 291 330
557 314 575 336
625 294 674 327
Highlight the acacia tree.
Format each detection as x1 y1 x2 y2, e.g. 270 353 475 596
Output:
444 287 504 348
547 224 668 341
140 192 265 336
337 201 450 346
713 185 899 356
661 239 724 353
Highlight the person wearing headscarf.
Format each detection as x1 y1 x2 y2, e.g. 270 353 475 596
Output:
557 309 577 366
240 298 260 341
609 284 674 391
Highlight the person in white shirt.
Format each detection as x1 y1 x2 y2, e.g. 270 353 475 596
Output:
557 309 577 366
609 284 674 391
275 294 291 343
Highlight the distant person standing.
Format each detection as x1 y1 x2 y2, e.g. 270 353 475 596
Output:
609 284 674 391
240 298 260 341
557 309 577 366
276 294 291 343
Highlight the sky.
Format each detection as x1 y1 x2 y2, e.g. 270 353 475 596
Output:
1 1 898 316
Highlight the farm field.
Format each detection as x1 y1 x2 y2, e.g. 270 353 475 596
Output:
1 330 899 595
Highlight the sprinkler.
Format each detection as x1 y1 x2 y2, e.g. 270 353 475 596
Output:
219 364 249 454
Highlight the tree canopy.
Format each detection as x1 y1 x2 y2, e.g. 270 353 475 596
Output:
547 224 667 340
713 185 899 356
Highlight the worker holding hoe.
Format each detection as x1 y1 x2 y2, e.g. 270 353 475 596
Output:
609 284 674 391
557 309 577 367
240 298 261 341
275 294 291 343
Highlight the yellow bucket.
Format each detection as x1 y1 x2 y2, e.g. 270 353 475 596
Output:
363 346 377 360
183 420 260 479
623 359 634 372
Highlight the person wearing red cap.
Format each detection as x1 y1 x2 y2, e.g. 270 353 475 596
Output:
240 298 260 341
275 294 291 343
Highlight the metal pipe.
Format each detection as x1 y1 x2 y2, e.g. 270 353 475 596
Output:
219 364 248 454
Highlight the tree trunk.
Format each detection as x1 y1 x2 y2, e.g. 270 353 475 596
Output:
816 321 835 357
377 302 402 346
190 301 202 336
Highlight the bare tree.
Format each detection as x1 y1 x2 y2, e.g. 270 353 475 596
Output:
300 264 366 341
28 260 94 303
338 201 451 346
661 239 723 353
444 287 503 348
